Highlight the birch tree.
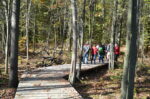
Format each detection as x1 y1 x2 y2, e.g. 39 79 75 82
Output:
109 0 118 70
69 0 78 85
2 0 11 74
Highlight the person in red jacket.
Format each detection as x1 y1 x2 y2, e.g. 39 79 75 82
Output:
91 44 98 64
114 44 120 61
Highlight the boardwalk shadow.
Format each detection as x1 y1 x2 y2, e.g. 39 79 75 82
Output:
22 76 64 81
18 84 71 92
25 69 69 75
64 63 108 80
80 63 108 76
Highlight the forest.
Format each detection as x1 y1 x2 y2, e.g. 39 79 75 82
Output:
0 0 150 99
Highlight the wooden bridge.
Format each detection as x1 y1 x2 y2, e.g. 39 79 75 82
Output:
15 62 107 99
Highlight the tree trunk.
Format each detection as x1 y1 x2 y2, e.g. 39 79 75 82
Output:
69 0 78 85
118 16 123 47
33 16 36 53
26 0 31 61
61 1 67 50
89 10 92 46
2 24 6 54
77 0 86 79
121 0 139 98
54 25 57 57
109 0 118 70
91 5 95 43
33 4 37 53
136 0 142 58
9 0 20 88
118 0 126 47
47 26 51 48
102 0 105 19
2 0 11 74
67 17 72 52
141 26 145 63
137 0 144 64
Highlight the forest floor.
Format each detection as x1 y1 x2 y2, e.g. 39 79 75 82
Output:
74 61 150 99
0 47 150 99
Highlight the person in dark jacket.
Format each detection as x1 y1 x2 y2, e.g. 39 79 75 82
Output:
98 45 105 63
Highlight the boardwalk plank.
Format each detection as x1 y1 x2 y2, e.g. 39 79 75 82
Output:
15 63 106 99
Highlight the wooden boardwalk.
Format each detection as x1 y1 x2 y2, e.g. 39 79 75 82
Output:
15 63 106 99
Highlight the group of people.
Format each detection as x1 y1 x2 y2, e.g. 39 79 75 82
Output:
82 43 120 64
